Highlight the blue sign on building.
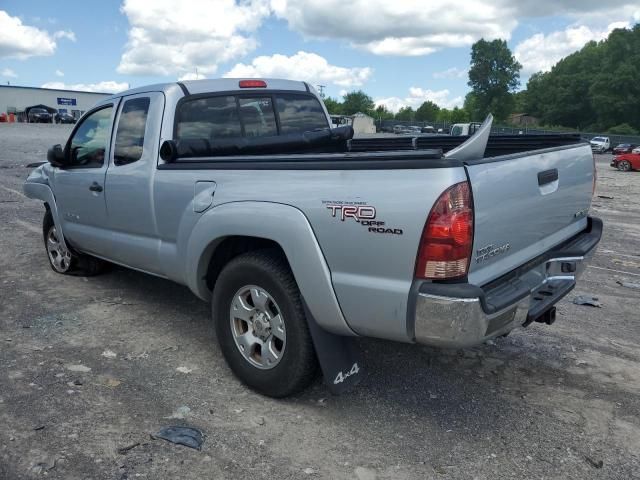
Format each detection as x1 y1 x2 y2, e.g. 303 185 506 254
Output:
57 97 77 106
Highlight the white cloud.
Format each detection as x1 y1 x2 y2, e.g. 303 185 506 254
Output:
117 0 270 77
53 30 76 42
224 51 372 87
433 67 467 79
515 22 630 74
178 72 206 81
376 87 463 113
0 10 57 59
1 67 17 78
270 0 515 56
270 0 640 56
55 69 64 77
41 81 129 93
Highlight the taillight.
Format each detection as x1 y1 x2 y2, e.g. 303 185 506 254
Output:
415 181 474 280
239 79 267 88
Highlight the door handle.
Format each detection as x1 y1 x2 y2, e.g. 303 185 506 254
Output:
89 182 103 192
537 169 558 186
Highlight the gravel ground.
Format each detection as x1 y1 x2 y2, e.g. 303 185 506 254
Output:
1 123 639 479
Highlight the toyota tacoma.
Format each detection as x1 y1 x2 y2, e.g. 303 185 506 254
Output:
24 78 602 397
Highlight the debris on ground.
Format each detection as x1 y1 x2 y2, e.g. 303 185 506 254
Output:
65 364 92 372
616 280 640 290
152 426 203 450
117 442 142 455
597 195 614 199
573 296 602 308
585 456 604 469
165 406 191 419
176 366 192 374
101 350 117 358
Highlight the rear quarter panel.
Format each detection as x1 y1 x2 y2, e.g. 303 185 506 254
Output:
154 166 467 342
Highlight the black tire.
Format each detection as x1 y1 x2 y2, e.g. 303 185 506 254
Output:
42 211 107 276
212 250 318 397
618 161 631 172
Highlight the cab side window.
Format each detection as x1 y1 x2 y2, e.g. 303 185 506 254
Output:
68 106 113 168
114 97 151 165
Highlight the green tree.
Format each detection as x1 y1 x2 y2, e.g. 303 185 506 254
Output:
436 108 452 122
341 90 375 115
323 97 342 115
395 106 415 121
518 25 640 131
415 101 440 121
373 104 394 120
608 123 639 135
450 107 469 123
467 39 522 122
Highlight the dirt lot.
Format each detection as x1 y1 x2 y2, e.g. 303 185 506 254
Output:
1 123 639 479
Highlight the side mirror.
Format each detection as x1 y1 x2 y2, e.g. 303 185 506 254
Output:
47 144 67 167
159 140 178 163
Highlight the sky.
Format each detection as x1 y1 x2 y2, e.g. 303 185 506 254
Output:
1 1 639 112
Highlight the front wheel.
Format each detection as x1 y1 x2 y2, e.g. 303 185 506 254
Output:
618 160 631 172
212 251 318 397
43 211 106 275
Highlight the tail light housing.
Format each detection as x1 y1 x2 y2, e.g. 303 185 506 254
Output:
239 79 267 88
415 181 474 280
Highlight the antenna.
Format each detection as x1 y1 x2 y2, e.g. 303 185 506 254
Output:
317 84 326 98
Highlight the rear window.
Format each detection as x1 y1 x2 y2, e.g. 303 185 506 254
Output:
276 94 328 134
239 97 278 137
175 93 328 143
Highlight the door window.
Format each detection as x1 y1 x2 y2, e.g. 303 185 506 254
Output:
114 97 150 165
68 106 113 168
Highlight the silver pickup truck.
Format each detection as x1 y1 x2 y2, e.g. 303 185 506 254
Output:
24 78 602 397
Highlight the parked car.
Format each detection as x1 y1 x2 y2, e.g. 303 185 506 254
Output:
612 143 637 155
590 136 610 153
393 125 411 134
55 112 76 124
611 152 640 171
421 125 436 134
24 78 601 397
28 108 53 123
633 146 640 154
450 122 482 136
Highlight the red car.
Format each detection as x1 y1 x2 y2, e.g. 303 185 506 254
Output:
611 153 640 171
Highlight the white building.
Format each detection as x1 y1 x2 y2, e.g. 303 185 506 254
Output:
0 85 111 121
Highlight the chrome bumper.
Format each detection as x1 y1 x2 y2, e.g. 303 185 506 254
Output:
412 219 600 348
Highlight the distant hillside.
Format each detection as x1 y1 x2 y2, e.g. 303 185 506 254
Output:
521 24 640 133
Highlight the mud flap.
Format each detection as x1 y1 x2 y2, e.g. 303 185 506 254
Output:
303 302 363 394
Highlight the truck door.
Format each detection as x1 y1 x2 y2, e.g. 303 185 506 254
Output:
54 102 118 257
104 91 165 274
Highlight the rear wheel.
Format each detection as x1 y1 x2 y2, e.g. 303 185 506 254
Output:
43 211 106 275
618 160 631 172
212 250 318 397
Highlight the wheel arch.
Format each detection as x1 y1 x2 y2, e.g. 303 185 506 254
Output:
184 201 354 336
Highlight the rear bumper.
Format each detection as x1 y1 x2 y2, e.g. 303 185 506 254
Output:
411 217 602 348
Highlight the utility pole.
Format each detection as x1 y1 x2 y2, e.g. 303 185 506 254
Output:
317 84 326 98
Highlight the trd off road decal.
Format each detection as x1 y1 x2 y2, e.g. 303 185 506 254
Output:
323 200 403 235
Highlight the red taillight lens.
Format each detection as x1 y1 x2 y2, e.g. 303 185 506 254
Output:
415 181 474 280
239 79 267 88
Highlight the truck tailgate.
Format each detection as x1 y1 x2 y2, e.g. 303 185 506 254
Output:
466 144 594 286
